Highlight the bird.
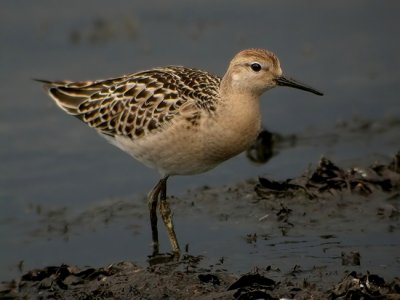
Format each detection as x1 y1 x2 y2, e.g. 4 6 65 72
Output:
37 48 323 257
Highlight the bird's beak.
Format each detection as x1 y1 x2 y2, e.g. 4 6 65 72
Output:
275 75 323 96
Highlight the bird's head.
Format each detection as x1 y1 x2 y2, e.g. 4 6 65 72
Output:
223 48 323 97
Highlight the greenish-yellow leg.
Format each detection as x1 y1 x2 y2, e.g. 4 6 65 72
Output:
159 177 180 254
148 176 180 256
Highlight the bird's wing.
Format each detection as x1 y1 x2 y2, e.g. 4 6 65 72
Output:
38 67 221 139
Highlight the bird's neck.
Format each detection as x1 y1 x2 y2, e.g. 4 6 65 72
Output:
213 80 262 144
218 73 262 125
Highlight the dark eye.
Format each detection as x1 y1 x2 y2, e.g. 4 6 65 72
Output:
250 63 262 72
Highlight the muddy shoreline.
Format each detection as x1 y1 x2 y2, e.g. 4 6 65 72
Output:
2 153 399 299
2 260 400 299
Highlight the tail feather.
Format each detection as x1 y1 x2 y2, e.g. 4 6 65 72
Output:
35 78 101 115
47 88 88 114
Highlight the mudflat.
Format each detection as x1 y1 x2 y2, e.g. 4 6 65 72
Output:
2 150 399 299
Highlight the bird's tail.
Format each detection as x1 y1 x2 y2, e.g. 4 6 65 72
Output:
34 79 101 115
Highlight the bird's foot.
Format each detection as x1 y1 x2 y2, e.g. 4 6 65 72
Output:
147 251 180 266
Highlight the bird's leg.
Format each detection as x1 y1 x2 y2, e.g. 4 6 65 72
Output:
148 179 164 256
159 177 181 255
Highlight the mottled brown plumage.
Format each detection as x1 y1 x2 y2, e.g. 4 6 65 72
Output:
40 66 221 139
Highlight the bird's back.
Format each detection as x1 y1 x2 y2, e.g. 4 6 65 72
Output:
39 66 221 139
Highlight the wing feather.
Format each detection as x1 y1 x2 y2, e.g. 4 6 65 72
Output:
39 67 221 139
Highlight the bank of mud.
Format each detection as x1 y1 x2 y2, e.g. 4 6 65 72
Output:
2 260 400 299
2 152 399 299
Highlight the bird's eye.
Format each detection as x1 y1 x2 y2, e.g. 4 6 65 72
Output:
250 63 262 72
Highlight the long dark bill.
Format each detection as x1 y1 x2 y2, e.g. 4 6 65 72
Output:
275 75 323 96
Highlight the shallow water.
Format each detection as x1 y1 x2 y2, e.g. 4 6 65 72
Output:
1 0 400 282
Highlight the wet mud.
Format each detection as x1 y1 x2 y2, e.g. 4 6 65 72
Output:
1 152 399 299
2 261 400 299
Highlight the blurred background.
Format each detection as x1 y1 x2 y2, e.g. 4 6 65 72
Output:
1 0 399 282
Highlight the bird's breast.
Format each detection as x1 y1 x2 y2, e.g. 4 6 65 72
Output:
200 98 262 164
